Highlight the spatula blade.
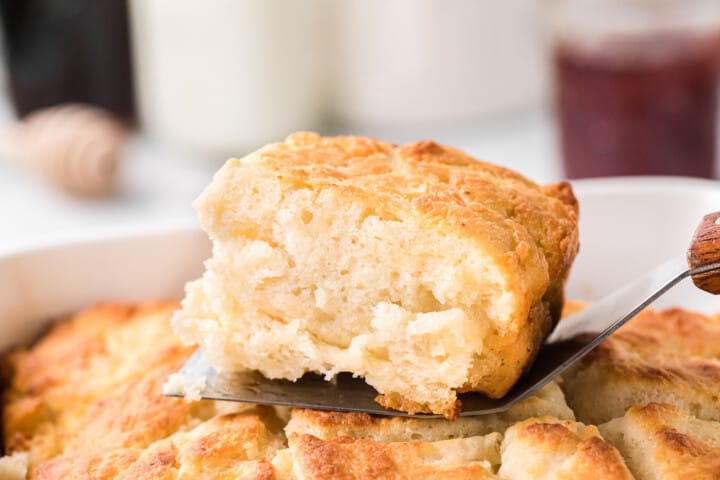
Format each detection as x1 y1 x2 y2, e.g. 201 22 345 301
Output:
163 349 523 417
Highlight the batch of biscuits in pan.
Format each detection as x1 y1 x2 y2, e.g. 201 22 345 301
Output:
2 134 718 479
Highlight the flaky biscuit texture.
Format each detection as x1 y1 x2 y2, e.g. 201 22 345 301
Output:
173 132 579 417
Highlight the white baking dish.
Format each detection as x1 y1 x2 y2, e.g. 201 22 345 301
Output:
1 177 719 352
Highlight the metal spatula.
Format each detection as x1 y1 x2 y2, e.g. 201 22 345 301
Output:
164 212 720 417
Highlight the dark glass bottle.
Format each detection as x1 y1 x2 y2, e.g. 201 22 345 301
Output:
0 0 134 120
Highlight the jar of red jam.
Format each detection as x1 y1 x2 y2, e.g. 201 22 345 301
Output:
550 0 720 179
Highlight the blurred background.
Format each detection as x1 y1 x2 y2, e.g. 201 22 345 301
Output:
1 0 719 250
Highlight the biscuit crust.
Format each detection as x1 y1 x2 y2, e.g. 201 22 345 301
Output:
600 403 720 480
562 307 720 424
285 381 574 443
500 417 634 480
1 303 284 478
283 432 500 480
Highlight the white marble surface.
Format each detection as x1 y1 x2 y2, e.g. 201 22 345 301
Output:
0 108 561 252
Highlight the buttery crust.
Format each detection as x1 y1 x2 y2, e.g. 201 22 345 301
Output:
500 417 634 480
173 132 579 417
561 307 720 424
282 432 500 480
282 417 634 480
600 403 720 480
2 302 197 467
1 302 284 478
285 381 574 443
33 410 281 480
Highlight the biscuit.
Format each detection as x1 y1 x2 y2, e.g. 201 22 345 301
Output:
34 410 282 480
1 303 283 477
600 403 720 480
561 308 720 424
2 302 197 468
285 381 574 443
276 432 501 479
500 417 634 479
172 132 579 417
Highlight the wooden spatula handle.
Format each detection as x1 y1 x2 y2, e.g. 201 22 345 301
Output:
687 211 720 294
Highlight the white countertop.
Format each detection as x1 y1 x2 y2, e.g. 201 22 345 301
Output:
0 108 561 251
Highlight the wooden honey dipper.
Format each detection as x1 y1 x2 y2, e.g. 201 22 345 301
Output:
4 103 128 197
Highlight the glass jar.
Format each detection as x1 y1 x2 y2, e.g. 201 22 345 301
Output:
549 0 720 178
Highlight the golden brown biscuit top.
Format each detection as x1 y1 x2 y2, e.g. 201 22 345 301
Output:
5 303 192 414
285 380 575 444
500 417 634 480
207 132 579 290
600 403 720 480
580 307 720 396
561 306 720 426
1 303 285 478
33 410 280 480
284 433 500 480
2 303 197 464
